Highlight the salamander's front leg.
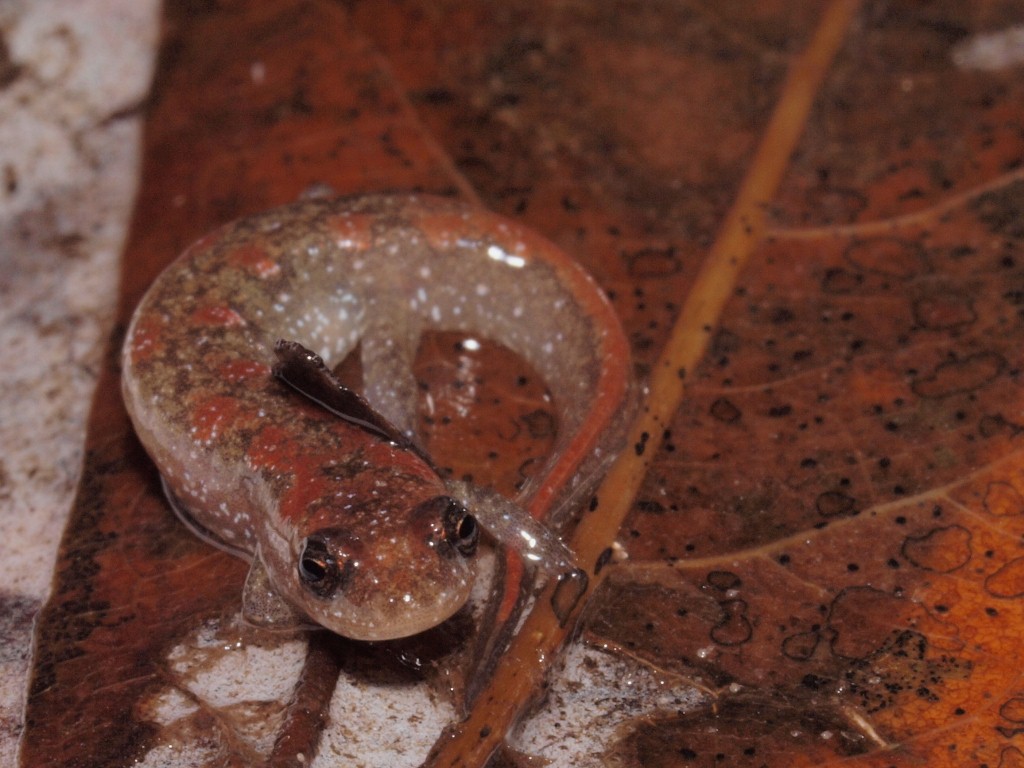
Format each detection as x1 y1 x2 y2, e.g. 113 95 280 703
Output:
272 339 430 462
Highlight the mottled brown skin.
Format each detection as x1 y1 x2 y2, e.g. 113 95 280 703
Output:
122 194 631 640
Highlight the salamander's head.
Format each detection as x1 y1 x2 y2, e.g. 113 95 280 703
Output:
290 494 479 641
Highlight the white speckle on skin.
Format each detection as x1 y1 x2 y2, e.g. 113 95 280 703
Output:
485 244 527 269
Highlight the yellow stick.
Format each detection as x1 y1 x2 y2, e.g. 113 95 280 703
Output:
425 2 863 765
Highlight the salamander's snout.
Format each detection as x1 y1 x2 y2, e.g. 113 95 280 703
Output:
294 495 479 641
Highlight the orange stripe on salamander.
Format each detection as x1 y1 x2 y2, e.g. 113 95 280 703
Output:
217 358 272 382
128 315 167 364
245 424 295 475
327 212 374 251
227 244 281 278
246 417 442 526
414 211 478 251
245 424 336 524
189 394 246 444
191 305 247 327
360 440 438 479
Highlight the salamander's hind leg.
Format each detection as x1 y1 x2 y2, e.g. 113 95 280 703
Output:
360 306 422 441
445 479 577 577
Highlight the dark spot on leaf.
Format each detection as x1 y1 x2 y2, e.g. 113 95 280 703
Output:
709 398 741 423
416 87 455 104
974 179 1024 239
800 673 829 690
624 246 681 278
815 490 857 518
710 329 740 357
706 570 741 591
822 267 863 294
636 499 665 514
770 306 795 323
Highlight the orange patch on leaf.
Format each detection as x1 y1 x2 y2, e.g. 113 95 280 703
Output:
984 481 1024 517
847 362 911 404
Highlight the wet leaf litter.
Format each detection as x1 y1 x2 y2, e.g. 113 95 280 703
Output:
22 1 1024 768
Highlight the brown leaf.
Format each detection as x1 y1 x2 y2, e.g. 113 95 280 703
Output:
23 1 1024 767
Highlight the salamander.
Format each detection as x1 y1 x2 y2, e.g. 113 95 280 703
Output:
122 194 631 641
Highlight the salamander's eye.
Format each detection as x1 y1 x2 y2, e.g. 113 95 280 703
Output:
443 500 478 557
298 535 341 597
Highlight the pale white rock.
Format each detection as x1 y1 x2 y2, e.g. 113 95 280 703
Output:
0 0 160 763
508 644 709 767
312 666 457 768
952 24 1024 71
